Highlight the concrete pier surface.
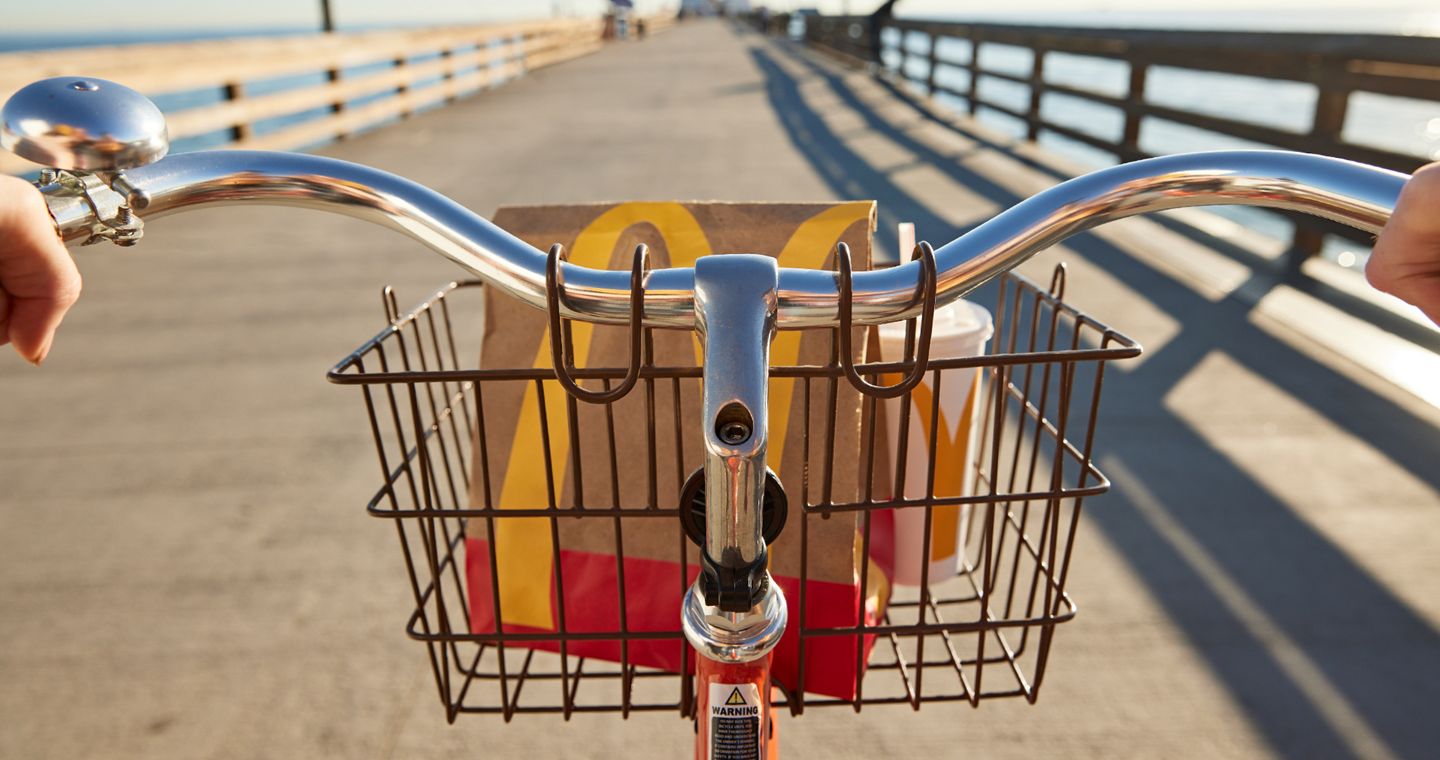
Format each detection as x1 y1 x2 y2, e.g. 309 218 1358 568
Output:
2 19 1437 760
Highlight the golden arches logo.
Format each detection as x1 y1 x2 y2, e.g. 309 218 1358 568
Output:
885 371 983 560
492 202 872 629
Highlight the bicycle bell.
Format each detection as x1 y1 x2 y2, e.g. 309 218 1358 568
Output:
1 76 169 171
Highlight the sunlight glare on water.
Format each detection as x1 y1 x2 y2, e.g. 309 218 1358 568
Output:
1400 10 1440 36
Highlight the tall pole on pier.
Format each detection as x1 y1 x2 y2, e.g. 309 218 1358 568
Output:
321 0 336 32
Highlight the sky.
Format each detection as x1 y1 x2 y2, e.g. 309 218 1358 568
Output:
2 0 1433 32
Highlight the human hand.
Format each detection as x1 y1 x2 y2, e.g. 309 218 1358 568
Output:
1368 162 1440 326
0 174 81 364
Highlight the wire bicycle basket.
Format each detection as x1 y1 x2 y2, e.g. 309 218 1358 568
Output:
327 260 1141 723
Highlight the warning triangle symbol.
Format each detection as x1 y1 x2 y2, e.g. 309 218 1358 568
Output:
724 688 747 706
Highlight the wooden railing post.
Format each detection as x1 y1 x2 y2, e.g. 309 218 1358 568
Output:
1026 48 1046 141
1312 90 1351 139
326 65 346 140
326 68 344 112
966 29 980 116
441 48 457 104
223 82 251 143
1288 226 1328 274
1120 62 1148 161
394 55 411 118
1288 79 1353 269
925 31 939 96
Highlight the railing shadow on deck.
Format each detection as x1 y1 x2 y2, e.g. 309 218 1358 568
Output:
746 35 1440 760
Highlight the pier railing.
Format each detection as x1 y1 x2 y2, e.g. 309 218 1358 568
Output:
802 14 1440 262
0 18 620 175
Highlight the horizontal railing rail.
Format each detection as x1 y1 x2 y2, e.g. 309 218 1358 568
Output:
802 15 1440 262
0 17 658 175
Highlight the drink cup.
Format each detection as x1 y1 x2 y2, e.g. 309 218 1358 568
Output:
879 299 993 587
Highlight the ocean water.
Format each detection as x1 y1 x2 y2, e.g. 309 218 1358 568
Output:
883 7 1440 266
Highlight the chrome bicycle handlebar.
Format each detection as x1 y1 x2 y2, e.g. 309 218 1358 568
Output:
4 76 1408 328
44 148 1404 327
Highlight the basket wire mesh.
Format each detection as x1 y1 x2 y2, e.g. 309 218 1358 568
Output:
327 262 1140 723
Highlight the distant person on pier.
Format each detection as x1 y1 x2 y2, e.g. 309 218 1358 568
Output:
0 165 1437 365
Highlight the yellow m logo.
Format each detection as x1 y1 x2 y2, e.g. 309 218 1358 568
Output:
886 371 983 561
493 202 874 628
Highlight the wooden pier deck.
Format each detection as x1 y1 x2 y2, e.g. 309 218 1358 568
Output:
1 19 1437 760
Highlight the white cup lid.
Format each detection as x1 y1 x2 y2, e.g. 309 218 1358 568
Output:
878 299 993 357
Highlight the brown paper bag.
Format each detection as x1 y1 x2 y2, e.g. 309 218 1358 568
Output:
463 201 881 699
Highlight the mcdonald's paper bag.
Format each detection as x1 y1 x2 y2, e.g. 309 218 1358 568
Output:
464 201 884 700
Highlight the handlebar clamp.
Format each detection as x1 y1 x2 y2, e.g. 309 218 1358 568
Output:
36 169 144 247
699 545 771 613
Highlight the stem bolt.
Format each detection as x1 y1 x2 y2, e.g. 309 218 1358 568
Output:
718 421 751 445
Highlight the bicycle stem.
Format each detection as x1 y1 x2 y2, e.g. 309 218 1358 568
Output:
683 255 788 663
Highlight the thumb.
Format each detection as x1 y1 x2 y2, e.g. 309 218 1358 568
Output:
0 176 82 364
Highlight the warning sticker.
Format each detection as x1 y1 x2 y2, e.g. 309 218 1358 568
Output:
708 682 762 760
